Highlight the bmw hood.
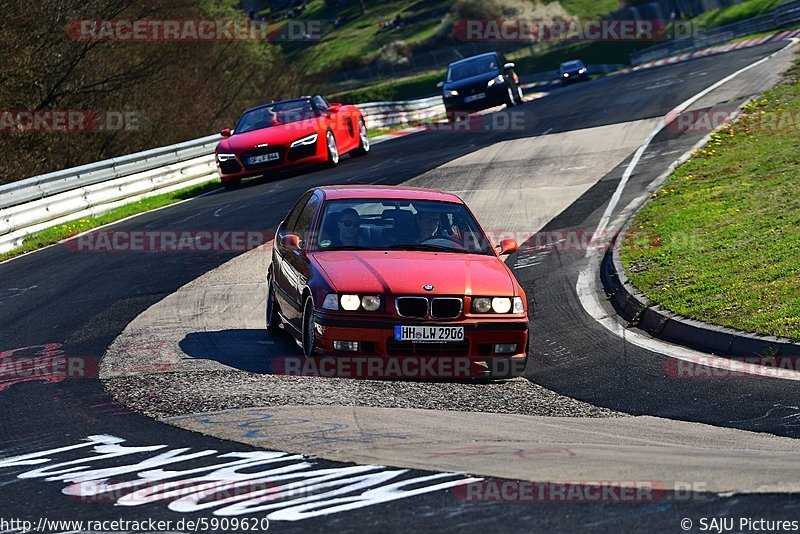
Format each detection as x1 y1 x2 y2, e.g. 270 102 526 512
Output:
312 251 517 297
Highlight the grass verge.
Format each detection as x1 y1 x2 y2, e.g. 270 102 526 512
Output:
0 180 221 263
620 58 800 341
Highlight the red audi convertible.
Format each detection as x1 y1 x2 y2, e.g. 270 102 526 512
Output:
266 185 529 379
215 95 369 188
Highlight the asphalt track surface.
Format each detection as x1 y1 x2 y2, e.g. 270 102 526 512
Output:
2 41 800 532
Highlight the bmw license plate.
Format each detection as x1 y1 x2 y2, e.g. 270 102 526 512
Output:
394 326 464 343
247 152 280 165
463 93 485 103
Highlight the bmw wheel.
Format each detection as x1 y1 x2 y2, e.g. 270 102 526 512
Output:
301 295 317 357
266 277 281 334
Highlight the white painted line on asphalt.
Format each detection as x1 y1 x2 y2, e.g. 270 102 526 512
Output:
576 38 800 381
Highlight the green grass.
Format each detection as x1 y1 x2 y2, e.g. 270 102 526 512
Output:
692 0 787 29
0 180 221 262
551 0 621 19
620 61 800 341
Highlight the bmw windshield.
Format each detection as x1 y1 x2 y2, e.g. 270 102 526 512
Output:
311 199 495 255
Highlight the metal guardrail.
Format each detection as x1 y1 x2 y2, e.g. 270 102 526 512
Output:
631 0 800 64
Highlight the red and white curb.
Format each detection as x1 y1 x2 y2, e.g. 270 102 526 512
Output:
617 28 800 75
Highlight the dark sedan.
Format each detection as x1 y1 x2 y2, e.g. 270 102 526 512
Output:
438 52 524 114
559 59 590 86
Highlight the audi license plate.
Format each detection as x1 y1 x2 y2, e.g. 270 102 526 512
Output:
247 152 280 165
394 326 464 343
463 93 485 103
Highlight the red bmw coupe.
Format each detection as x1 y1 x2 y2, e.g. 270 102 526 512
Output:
215 95 369 188
266 185 529 379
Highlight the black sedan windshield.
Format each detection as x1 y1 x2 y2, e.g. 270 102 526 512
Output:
311 199 495 255
447 56 499 82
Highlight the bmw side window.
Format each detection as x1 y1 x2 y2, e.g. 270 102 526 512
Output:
293 194 321 245
283 191 313 236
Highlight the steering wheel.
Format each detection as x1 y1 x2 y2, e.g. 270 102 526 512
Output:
420 236 461 246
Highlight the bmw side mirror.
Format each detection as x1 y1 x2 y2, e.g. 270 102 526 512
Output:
498 238 518 255
281 234 303 252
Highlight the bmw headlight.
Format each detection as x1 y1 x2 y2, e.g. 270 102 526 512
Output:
472 296 521 314
361 295 381 311
340 294 361 311
491 297 512 314
339 294 381 311
487 75 504 87
472 297 492 313
290 133 318 148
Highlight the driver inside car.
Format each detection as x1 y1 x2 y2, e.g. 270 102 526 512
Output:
414 210 440 242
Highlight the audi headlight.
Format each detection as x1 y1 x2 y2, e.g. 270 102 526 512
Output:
513 296 525 314
492 297 512 314
290 133 318 147
472 297 492 313
340 294 361 311
447 89 459 97
361 295 381 311
216 153 236 162
487 75 504 87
